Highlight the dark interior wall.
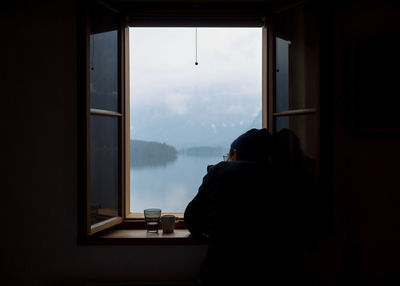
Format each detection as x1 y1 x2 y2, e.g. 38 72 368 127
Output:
331 0 400 284
1 1 206 285
2 0 400 285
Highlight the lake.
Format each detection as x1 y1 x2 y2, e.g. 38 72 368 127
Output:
130 154 222 213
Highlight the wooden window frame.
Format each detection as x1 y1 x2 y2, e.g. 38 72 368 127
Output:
78 0 319 242
88 3 127 235
78 0 127 238
268 0 321 182
124 23 268 223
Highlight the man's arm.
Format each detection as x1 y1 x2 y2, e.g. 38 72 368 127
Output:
184 192 208 239
184 166 215 242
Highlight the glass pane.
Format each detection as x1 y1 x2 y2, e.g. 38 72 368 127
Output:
274 114 318 161
90 30 118 112
275 3 318 112
90 115 119 224
129 27 262 213
276 38 290 112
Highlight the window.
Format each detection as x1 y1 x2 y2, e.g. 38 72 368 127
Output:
270 2 320 179
128 27 262 217
78 0 320 239
79 0 125 236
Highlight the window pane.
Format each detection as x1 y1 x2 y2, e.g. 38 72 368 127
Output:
90 115 119 224
274 114 318 161
89 30 118 112
129 28 262 213
275 4 318 112
276 37 290 112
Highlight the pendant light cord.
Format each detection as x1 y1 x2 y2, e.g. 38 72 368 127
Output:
195 28 198 65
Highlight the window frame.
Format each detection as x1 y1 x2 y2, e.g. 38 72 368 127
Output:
124 24 268 222
79 0 127 237
268 1 321 182
79 0 319 240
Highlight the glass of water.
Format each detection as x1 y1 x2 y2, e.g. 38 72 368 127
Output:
144 208 161 233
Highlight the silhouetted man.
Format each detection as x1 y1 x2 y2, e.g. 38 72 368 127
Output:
185 128 315 285
184 128 277 285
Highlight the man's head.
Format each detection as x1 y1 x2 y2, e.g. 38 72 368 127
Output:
227 128 272 162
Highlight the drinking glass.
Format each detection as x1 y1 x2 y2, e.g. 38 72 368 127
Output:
144 208 161 233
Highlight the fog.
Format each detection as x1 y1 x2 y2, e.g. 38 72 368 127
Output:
129 27 262 149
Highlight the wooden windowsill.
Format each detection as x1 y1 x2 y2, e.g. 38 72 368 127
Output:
126 212 184 219
86 228 200 245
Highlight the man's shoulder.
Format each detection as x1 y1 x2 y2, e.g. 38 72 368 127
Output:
206 160 269 180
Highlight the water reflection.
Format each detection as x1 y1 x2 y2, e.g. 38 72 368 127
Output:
130 154 222 213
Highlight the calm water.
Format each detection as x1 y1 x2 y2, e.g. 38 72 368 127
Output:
130 154 222 213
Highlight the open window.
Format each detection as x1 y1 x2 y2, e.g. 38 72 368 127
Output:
78 0 320 240
268 1 320 181
126 26 264 219
78 0 126 236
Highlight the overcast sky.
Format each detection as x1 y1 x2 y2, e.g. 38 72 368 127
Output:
129 27 262 148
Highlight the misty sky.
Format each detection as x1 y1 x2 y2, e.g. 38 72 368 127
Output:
129 27 262 149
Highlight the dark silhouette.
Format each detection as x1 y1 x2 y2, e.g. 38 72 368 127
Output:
271 128 319 270
184 128 316 285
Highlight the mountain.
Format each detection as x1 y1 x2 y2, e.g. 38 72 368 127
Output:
130 140 177 168
179 146 226 157
130 108 262 149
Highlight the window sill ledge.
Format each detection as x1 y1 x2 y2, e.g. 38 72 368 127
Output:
86 228 200 245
